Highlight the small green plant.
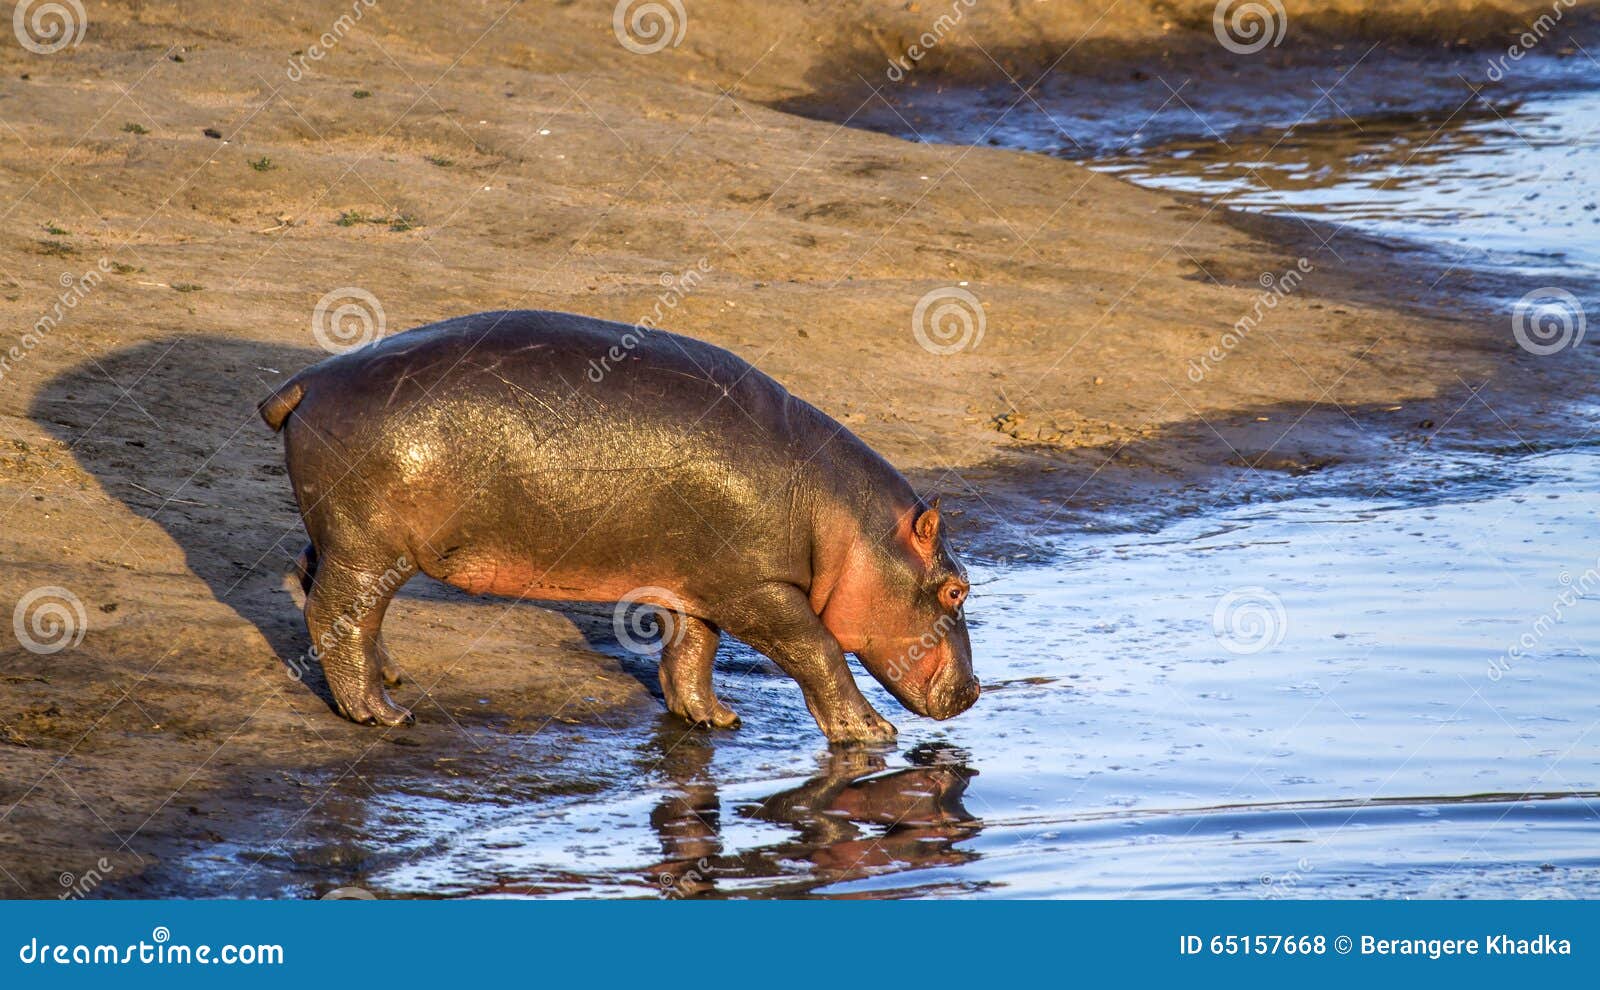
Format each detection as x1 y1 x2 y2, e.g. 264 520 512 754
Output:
172 283 203 293
249 156 276 172
335 210 421 231
110 262 140 275
35 240 74 257
426 155 453 167
352 89 371 99
44 223 68 236
122 122 149 135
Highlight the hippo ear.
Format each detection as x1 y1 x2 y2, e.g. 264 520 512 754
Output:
913 498 942 553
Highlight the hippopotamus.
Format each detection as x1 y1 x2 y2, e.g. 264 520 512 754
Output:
258 309 979 743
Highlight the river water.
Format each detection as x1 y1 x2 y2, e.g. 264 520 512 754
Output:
278 59 1600 899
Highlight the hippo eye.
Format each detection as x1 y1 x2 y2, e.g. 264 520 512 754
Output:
940 580 968 611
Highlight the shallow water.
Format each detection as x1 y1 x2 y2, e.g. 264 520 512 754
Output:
1089 90 1600 282
873 54 1600 285
349 447 1600 898
230 59 1600 900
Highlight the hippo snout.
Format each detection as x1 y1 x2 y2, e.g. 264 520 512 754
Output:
927 676 981 721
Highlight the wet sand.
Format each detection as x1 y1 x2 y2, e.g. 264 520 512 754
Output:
1 1 1597 896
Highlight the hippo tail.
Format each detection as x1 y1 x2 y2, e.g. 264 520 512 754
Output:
258 375 308 432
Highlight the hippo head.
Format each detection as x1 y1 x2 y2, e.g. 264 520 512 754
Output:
823 499 980 721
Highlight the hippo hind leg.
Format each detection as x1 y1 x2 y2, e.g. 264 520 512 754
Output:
303 543 417 726
659 615 740 730
297 541 404 687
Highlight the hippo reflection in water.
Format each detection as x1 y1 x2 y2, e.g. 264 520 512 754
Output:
648 743 980 898
260 310 980 743
466 742 980 898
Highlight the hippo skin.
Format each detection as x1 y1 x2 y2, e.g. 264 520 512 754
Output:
259 310 979 743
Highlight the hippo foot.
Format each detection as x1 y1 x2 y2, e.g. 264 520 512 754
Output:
821 708 897 747
673 698 741 731
336 692 414 727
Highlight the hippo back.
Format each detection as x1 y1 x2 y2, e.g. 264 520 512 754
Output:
277 310 900 600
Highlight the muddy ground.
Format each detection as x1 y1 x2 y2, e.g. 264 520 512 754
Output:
1 0 1597 896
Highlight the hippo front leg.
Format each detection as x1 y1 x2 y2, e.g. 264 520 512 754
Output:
724 585 896 745
660 615 741 729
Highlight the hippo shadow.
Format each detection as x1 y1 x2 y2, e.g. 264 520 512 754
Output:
31 336 360 708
